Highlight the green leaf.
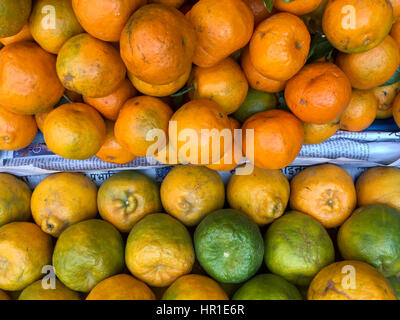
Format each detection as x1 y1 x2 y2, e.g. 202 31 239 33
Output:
380 66 400 87
263 0 274 12
170 85 195 98
307 34 334 63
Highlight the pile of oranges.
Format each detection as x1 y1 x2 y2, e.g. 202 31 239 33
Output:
0 0 400 171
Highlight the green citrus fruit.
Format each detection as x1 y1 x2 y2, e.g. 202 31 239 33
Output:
0 173 31 227
233 274 303 300
233 88 277 123
53 219 125 292
18 279 80 300
388 276 400 300
0 0 32 38
264 211 335 286
194 209 264 284
125 213 195 287
338 204 400 277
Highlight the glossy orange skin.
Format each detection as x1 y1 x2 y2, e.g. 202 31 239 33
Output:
169 99 232 165
303 117 340 145
308 261 397 300
249 13 311 81
241 47 287 93
242 109 304 170
337 36 400 90
84 79 137 121
0 41 64 115
394 93 400 127
0 107 37 151
323 0 394 54
30 0 85 54
189 57 249 115
96 120 137 164
86 274 156 300
373 82 400 119
43 103 106 160
149 0 185 7
35 108 53 132
120 4 196 85
128 67 191 97
340 89 378 132
243 0 274 25
31 172 98 237
115 96 173 157
186 0 254 68
72 0 147 42
0 23 32 45
57 33 126 98
285 62 352 124
290 164 357 228
163 274 229 300
274 0 323 16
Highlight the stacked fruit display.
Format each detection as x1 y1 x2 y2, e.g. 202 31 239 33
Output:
0 0 400 301
0 165 399 300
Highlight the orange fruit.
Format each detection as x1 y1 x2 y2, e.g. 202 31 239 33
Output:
186 0 254 68
242 109 304 170
115 96 173 158
308 261 397 300
249 13 310 81
391 21 400 49
97 171 162 233
0 41 64 115
322 0 394 53
86 274 155 300
0 173 31 227
227 166 290 225
394 93 400 127
0 222 53 291
43 103 106 160
0 107 37 151
64 89 83 103
18 279 81 300
243 0 274 25
340 89 378 132
125 213 195 287
120 4 196 85
336 36 400 90
285 62 352 124
83 78 137 121
31 172 98 237
163 274 229 300
153 142 181 165
35 108 53 132
0 290 10 300
149 0 185 8
0 23 32 46
289 164 357 228
160 165 225 226
57 33 126 98
169 99 232 165
274 0 323 16
30 0 84 54
189 57 249 115
241 47 287 93
128 66 191 97
303 117 340 145
390 0 400 21
96 120 137 165
373 82 400 119
356 166 400 211
72 0 146 42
